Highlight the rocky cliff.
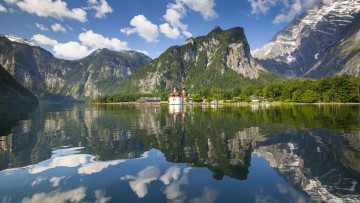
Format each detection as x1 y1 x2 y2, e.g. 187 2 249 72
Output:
0 35 151 99
0 64 38 104
120 26 275 93
252 0 360 78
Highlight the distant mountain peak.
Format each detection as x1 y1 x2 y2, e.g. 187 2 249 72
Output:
5 35 38 47
252 0 360 78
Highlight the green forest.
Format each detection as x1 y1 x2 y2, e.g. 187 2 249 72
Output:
93 75 360 103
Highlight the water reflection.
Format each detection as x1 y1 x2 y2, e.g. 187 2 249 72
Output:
0 104 359 202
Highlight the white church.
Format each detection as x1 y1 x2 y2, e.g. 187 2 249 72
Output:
169 86 187 105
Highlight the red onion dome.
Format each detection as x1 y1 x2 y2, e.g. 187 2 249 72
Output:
174 92 180 96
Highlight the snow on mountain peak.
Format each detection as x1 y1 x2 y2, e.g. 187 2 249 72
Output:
5 35 38 47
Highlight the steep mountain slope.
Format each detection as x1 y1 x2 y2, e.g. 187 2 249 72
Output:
119 26 278 93
252 0 360 78
0 35 151 99
0 64 38 104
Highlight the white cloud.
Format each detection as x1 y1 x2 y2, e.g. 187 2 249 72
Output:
160 23 180 39
121 15 159 43
51 23 66 33
53 42 90 59
135 50 149 56
32 30 129 59
248 0 322 24
183 31 193 38
272 0 303 24
0 4 7 12
32 34 58 46
248 0 277 14
163 1 188 30
181 0 218 20
6 0 87 22
87 0 113 18
79 30 129 51
35 23 48 31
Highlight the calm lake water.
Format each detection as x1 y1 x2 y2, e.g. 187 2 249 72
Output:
0 103 359 203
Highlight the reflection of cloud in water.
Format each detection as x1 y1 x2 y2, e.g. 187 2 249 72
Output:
122 165 199 201
94 190 111 203
160 166 181 185
21 187 86 203
189 187 219 203
50 176 66 187
27 147 130 175
163 175 188 201
121 166 160 198
277 183 308 203
31 177 46 187
29 154 90 174
78 160 125 175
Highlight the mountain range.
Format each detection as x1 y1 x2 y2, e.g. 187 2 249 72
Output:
0 0 359 100
252 0 360 78
0 34 151 100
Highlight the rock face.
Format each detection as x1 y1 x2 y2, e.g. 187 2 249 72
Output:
252 0 360 78
0 35 151 99
121 26 270 93
0 64 38 104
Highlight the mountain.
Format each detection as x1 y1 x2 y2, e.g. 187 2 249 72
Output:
252 0 360 78
119 26 278 93
0 64 38 104
0 34 151 99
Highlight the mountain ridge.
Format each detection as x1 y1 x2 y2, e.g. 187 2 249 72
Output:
252 0 360 78
0 34 151 99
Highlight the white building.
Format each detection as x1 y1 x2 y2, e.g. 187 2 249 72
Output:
169 87 187 105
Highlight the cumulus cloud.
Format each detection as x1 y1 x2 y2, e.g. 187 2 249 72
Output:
160 23 181 39
87 0 113 18
120 15 159 43
35 23 48 31
183 31 192 38
79 30 129 51
248 0 322 24
32 34 58 46
135 50 149 56
181 0 218 20
272 0 303 24
163 1 188 31
0 4 7 12
248 0 277 14
5 0 87 22
32 30 129 59
53 41 90 59
51 23 66 33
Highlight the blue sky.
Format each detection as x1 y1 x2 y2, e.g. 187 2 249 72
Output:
0 0 321 59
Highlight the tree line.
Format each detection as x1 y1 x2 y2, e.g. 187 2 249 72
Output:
93 75 360 103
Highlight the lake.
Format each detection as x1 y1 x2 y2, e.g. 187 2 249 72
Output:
0 103 359 203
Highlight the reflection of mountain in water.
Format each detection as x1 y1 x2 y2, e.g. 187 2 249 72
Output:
254 129 360 202
0 104 359 202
